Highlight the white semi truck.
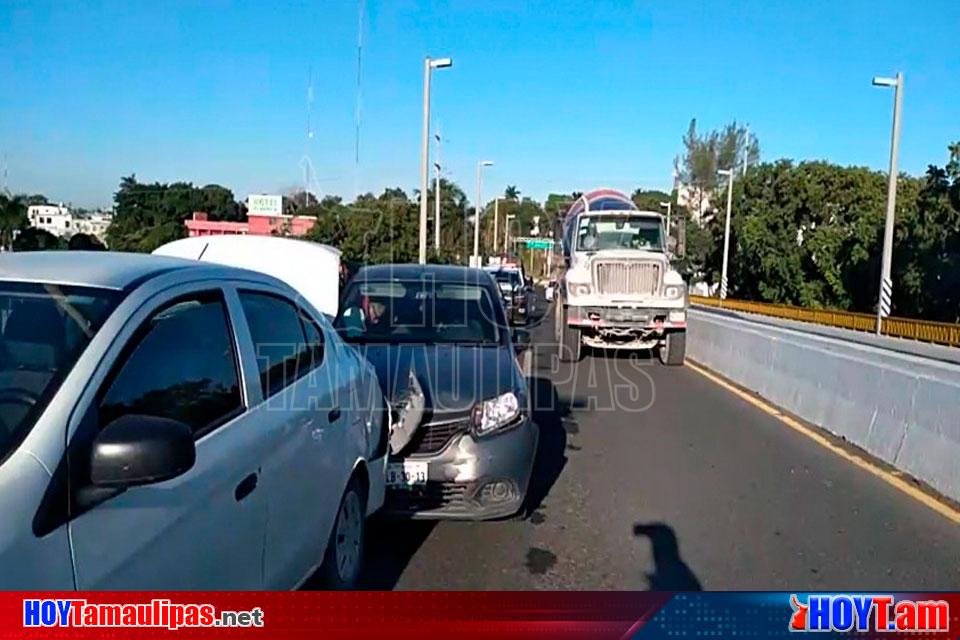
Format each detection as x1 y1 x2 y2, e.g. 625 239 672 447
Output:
554 189 687 364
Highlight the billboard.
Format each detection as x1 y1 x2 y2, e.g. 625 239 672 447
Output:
248 194 283 217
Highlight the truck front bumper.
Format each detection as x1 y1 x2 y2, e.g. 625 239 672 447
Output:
565 304 687 330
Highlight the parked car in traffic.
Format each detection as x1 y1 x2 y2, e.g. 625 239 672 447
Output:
335 264 538 520
484 266 530 325
0 252 386 589
544 279 558 302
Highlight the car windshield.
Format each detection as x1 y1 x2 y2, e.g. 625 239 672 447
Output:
576 215 663 251
0 282 120 464
335 279 502 345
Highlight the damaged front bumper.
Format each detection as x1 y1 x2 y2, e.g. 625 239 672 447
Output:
382 415 539 520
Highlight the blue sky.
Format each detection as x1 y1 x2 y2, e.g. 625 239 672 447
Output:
1 0 957 208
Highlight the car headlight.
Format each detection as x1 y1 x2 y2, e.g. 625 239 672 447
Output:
471 391 521 436
664 284 685 299
569 282 592 297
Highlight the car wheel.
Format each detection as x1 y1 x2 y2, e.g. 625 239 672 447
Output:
558 306 582 362
658 330 686 366
319 475 366 590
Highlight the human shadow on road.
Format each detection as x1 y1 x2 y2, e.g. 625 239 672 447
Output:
633 522 703 591
522 376 569 516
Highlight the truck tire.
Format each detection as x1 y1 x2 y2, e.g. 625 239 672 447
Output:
659 330 686 366
558 306 582 363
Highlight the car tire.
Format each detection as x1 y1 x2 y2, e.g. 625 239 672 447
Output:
659 330 686 366
319 475 367 590
558 306 582 363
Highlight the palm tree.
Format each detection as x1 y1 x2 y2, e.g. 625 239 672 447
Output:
0 193 27 251
504 185 520 200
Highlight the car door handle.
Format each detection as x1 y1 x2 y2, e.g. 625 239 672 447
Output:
328 407 341 423
235 473 258 502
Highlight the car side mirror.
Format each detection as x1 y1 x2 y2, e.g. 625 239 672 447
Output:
512 327 531 353
91 414 196 488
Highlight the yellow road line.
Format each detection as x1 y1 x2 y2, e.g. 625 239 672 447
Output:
685 359 960 526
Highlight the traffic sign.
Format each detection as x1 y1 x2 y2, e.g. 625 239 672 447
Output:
524 239 553 250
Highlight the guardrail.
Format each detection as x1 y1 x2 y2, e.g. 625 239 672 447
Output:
690 295 960 348
687 308 960 505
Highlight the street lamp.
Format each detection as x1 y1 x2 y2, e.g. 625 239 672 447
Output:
659 201 672 246
418 56 453 264
492 198 501 254
504 213 517 255
473 160 493 266
717 169 735 302
872 72 904 334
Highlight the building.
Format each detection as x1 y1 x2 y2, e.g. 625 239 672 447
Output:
73 213 113 243
26 204 113 244
27 203 73 237
674 179 713 226
184 194 317 238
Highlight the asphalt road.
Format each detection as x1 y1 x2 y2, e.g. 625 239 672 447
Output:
356 300 960 590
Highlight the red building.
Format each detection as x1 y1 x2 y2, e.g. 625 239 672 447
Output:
184 211 317 238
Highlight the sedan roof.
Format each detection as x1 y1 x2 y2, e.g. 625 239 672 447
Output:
355 263 493 284
0 251 266 291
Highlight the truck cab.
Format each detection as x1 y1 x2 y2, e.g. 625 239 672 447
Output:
555 189 687 364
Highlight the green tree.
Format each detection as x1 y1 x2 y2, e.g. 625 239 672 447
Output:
504 185 520 200
14 227 65 251
0 194 28 250
107 175 240 252
631 189 672 212
676 118 760 219
68 233 107 251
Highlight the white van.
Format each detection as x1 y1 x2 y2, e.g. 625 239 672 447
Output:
154 235 342 318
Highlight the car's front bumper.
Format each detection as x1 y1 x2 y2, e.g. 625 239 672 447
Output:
382 416 539 520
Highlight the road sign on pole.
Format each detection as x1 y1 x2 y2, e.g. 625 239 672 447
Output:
523 238 553 250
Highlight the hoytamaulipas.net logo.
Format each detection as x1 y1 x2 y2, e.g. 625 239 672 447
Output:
23 598 264 630
789 594 949 633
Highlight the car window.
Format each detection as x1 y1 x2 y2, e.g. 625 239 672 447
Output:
238 292 314 398
98 292 242 438
335 279 502 345
0 282 121 465
298 309 326 373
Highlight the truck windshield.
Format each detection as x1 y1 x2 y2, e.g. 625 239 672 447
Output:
0 282 121 465
576 215 663 252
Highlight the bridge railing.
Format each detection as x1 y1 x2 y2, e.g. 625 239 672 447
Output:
690 295 960 348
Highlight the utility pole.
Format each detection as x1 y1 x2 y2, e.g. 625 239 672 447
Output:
473 160 493 266
434 126 441 252
718 169 735 302
742 125 750 177
873 72 904 334
418 56 452 264
492 198 500 254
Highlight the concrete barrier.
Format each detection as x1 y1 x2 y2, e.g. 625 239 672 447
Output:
688 307 960 504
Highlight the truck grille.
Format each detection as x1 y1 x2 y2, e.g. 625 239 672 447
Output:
594 261 662 296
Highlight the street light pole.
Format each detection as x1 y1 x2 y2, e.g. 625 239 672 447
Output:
492 198 500 255
659 201 672 246
505 213 516 254
418 56 452 264
433 128 441 252
873 72 904 334
473 160 493 266
718 169 734 302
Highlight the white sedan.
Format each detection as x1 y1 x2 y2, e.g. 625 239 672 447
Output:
0 251 386 589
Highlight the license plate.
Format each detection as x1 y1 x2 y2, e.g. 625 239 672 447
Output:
386 461 428 488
